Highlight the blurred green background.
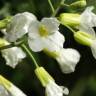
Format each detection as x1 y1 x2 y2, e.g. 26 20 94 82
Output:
0 0 96 96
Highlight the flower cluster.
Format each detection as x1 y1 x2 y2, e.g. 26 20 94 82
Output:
0 0 95 96
59 6 96 59
0 11 80 74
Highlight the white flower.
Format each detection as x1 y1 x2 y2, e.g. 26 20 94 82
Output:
55 48 80 73
28 17 65 52
79 6 96 59
35 67 69 96
1 47 26 68
45 80 69 96
5 12 37 42
0 75 27 96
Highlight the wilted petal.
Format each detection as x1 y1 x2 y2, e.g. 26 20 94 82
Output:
41 18 60 33
1 47 26 68
46 80 69 96
28 37 44 52
56 48 80 73
80 6 96 37
5 12 36 42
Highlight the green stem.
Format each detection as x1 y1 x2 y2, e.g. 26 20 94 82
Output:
48 0 55 14
52 0 65 16
64 24 76 34
60 22 76 34
21 44 39 68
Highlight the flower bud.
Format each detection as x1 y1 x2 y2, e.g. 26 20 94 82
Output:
0 17 11 29
35 67 54 87
74 31 93 46
0 38 9 47
70 0 87 8
59 13 80 27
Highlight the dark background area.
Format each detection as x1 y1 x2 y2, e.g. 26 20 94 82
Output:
0 0 96 96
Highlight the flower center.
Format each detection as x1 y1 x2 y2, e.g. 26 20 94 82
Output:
39 25 48 37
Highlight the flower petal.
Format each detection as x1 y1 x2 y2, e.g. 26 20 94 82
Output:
1 47 26 68
41 18 60 33
0 75 27 96
28 20 40 39
90 39 96 59
28 37 44 52
9 84 27 96
0 85 10 96
56 48 80 73
46 80 69 96
22 12 37 21
80 6 96 37
43 31 65 52
48 31 65 48
5 12 36 42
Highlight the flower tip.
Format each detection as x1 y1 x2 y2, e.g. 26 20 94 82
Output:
61 65 75 74
56 48 80 74
63 87 69 95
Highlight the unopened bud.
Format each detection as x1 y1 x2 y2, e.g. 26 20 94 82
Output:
74 31 93 46
59 13 80 27
35 67 54 87
70 0 87 8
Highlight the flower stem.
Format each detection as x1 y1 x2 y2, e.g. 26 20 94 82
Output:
52 0 65 16
21 44 39 68
48 0 55 14
63 23 76 34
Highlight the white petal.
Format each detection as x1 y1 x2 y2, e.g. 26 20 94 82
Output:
0 85 10 96
43 31 65 52
63 87 69 95
0 76 27 96
90 39 96 59
9 84 27 96
1 47 26 68
56 48 80 73
28 20 40 39
5 12 36 42
28 37 44 52
80 6 96 37
49 31 65 48
22 12 37 21
46 80 69 96
41 17 60 33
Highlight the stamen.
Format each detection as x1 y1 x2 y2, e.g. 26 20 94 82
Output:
39 25 48 37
